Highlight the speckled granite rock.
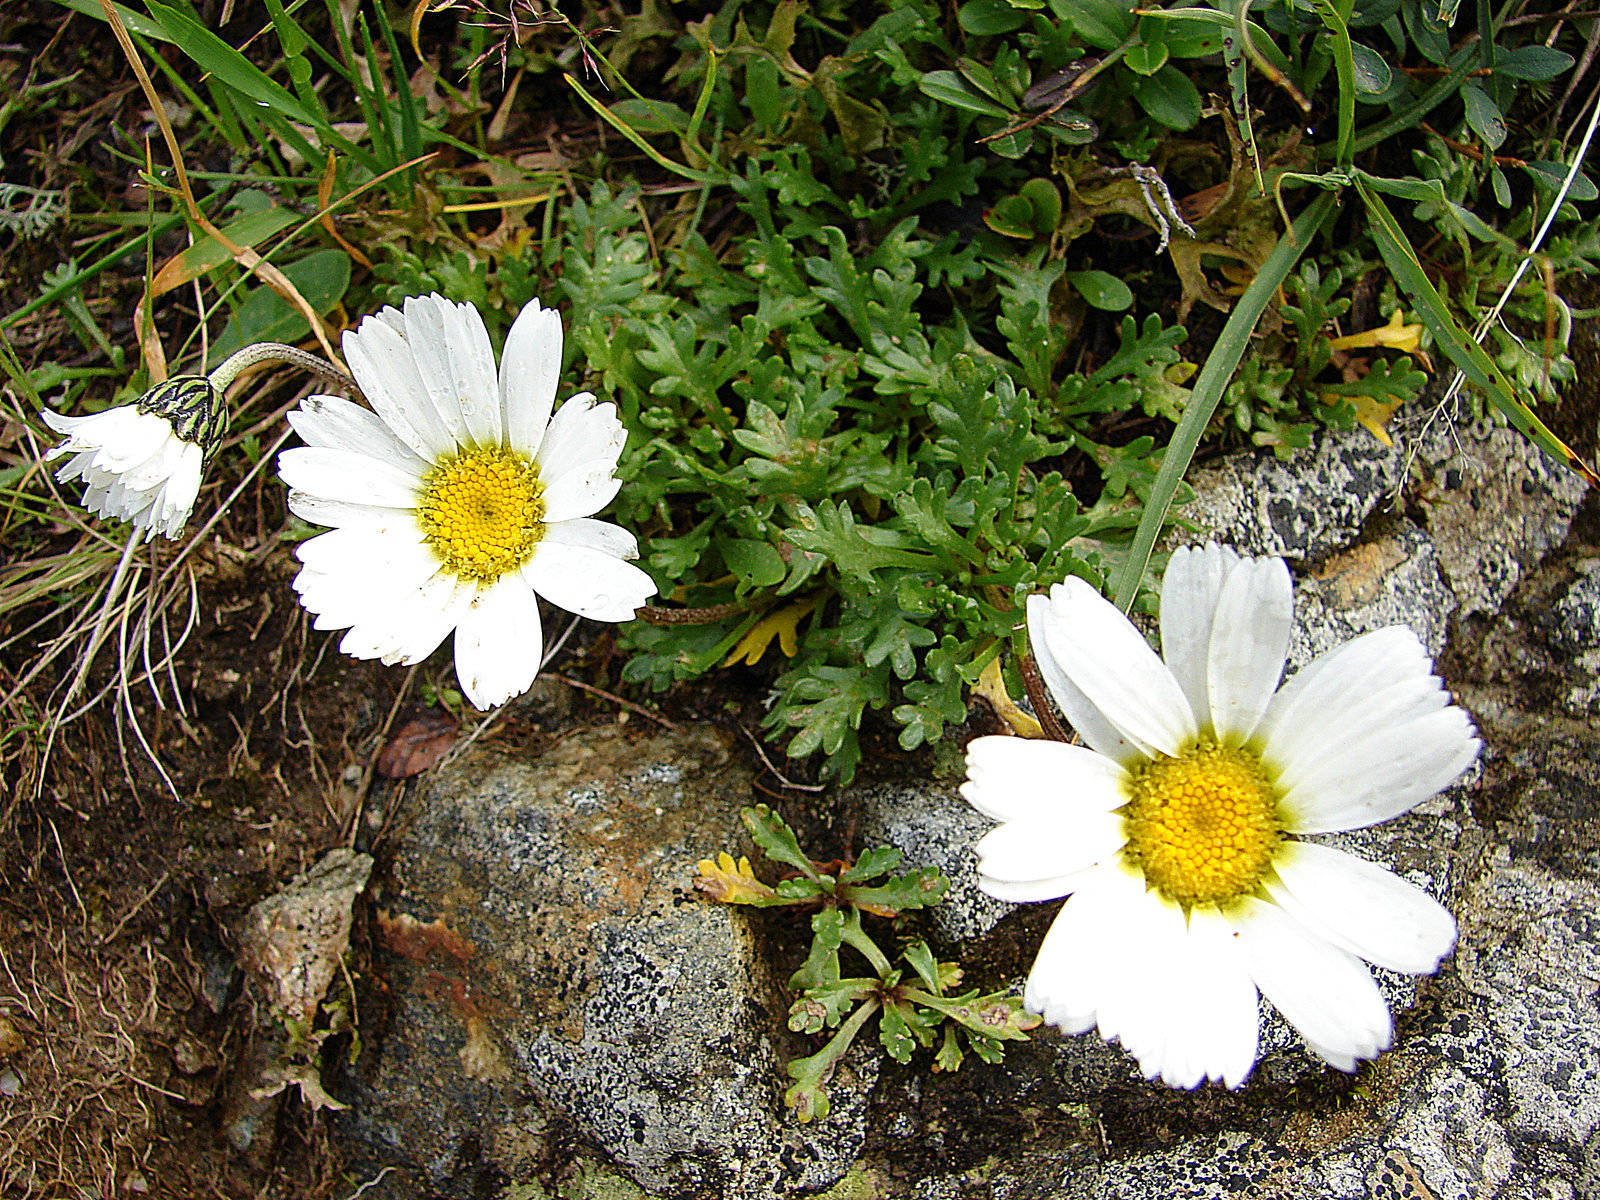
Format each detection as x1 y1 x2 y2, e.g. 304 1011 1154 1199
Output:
338 725 872 1199
1414 424 1588 618
1176 429 1404 562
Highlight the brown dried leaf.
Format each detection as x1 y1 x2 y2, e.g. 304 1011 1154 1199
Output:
375 708 460 779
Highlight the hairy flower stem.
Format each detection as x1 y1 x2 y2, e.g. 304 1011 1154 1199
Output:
207 343 363 399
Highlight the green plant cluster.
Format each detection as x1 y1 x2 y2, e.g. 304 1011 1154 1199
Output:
696 805 1038 1121
10 0 1600 781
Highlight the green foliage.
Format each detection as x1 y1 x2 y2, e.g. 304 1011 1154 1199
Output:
696 805 1036 1122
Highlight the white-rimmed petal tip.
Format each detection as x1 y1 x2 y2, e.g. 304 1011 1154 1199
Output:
1029 579 1197 758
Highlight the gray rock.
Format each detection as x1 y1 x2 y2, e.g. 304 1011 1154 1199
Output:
852 782 1014 944
339 725 869 1199
1287 521 1456 665
1549 559 1600 655
1175 429 1405 562
1414 423 1587 618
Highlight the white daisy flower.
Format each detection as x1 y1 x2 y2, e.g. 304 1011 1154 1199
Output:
277 293 656 709
43 375 224 541
962 544 1480 1089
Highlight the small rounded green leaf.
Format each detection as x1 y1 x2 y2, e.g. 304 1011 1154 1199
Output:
958 0 1029 35
1494 45 1575 82
984 195 1039 238
1460 83 1507 150
1350 42 1392 94
1124 38 1170 76
721 539 788 587
1065 270 1134 311
1019 177 1063 233
920 70 1013 119
1133 63 1201 130
1522 161 1599 201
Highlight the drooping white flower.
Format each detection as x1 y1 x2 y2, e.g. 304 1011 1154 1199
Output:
43 374 224 541
962 545 1480 1089
277 293 656 709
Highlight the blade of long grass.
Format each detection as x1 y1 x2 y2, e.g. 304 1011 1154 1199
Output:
565 74 723 185
1312 0 1357 166
1354 175 1600 485
1110 191 1338 612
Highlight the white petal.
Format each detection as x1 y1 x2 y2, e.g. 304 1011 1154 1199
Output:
296 524 433 577
1277 706 1480 834
336 572 474 664
1205 556 1292 745
404 294 501 448
960 735 1128 823
392 296 467 446
535 396 625 521
343 313 457 459
1160 543 1237 724
1256 626 1430 769
1161 907 1260 1089
1230 895 1392 1071
1029 580 1197 759
1267 842 1457 975
278 447 421 509
979 872 1099 903
453 572 544 708
1024 861 1146 1034
287 491 415 532
1029 604 1158 763
1089 883 1190 1075
500 300 563 458
973 805 1128 887
287 393 427 473
523 540 656 621
542 517 639 559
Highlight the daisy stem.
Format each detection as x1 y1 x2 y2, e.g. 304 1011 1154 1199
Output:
206 343 361 399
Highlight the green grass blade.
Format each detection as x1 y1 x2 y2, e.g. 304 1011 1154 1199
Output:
564 74 723 185
144 1 321 127
1111 191 1339 612
1353 176 1600 485
1312 0 1356 166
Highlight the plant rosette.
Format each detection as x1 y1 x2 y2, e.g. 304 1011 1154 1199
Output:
963 543 1480 1088
277 293 656 708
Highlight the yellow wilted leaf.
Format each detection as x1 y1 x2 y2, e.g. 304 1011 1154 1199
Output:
1327 308 1423 354
973 656 1044 739
1341 394 1404 447
723 596 822 668
694 852 781 904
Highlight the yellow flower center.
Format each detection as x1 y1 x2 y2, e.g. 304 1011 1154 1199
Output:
416 446 545 583
1120 742 1282 909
